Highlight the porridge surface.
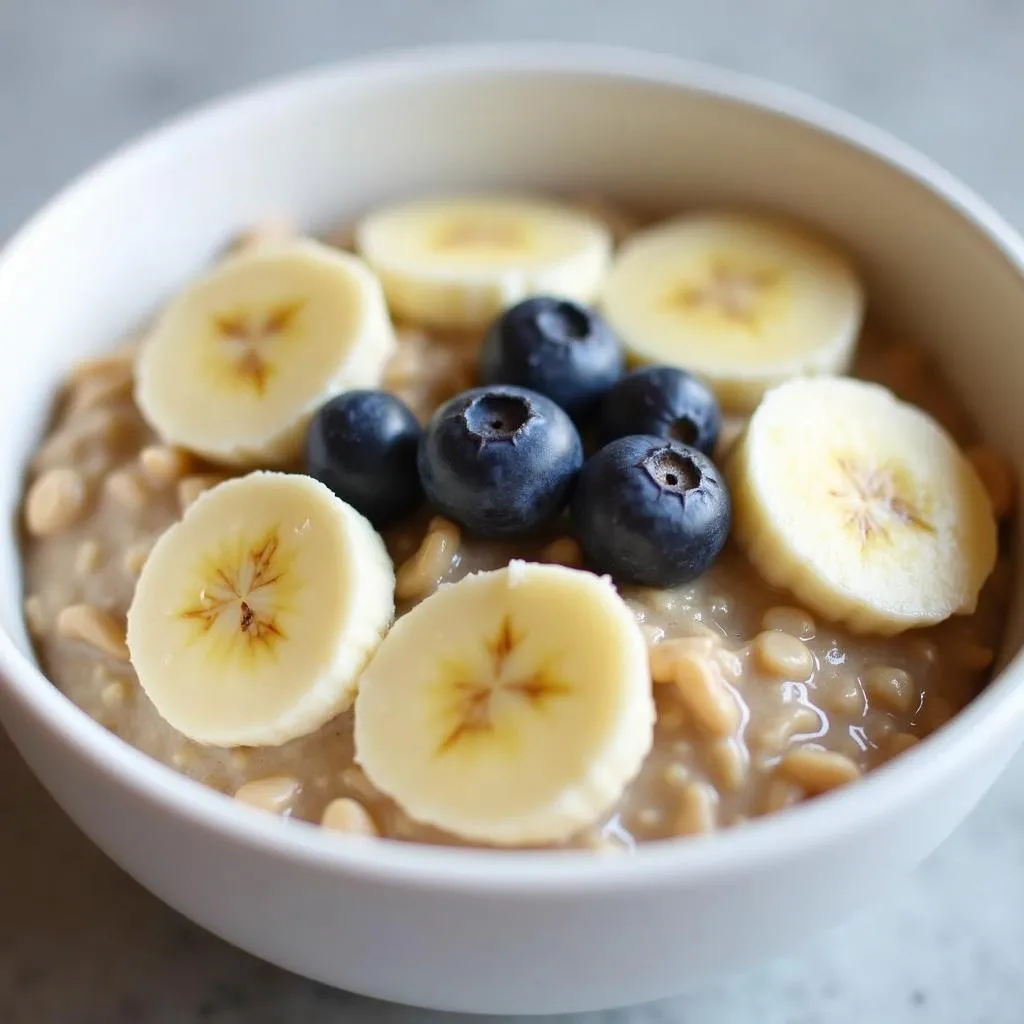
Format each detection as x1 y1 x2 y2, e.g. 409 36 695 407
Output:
19 203 1015 850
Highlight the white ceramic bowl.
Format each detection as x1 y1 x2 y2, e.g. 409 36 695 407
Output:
1 43 1023 1016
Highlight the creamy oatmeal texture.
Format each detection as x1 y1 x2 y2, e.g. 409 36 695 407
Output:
19 200 1015 850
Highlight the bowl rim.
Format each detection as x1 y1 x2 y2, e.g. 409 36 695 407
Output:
2 40 1024 896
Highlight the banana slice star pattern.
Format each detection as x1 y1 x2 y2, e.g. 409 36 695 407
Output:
135 239 396 467
126 472 395 747
728 377 997 635
354 195 612 330
600 211 865 411
354 561 654 846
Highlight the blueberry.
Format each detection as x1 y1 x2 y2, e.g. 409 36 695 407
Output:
304 390 422 527
478 297 624 419
571 435 731 587
598 366 721 455
418 385 583 538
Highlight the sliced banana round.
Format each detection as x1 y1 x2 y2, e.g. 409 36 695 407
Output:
354 561 654 846
728 377 997 635
135 239 396 467
126 471 395 747
600 211 865 411
354 195 612 330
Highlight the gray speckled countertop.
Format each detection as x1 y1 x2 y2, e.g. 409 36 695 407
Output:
3 2 1024 1021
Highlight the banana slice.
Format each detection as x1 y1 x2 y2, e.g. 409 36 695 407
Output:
354 561 654 846
354 195 612 329
728 377 997 635
126 472 395 746
135 239 396 466
600 211 864 411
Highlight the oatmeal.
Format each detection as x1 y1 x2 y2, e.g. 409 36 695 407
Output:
19 196 1015 850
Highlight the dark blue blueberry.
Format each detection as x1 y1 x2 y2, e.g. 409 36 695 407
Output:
417 385 583 538
304 390 422 527
598 366 721 456
571 435 731 587
478 297 624 419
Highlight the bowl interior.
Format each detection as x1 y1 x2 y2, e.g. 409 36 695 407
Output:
1 47 1022 877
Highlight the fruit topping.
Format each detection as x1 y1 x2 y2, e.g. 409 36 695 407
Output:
728 377 998 634
600 212 864 411
353 561 654 845
417 385 583 538
126 472 395 746
305 389 422 527
478 296 623 419
355 195 612 330
598 365 721 455
571 435 732 587
134 239 396 466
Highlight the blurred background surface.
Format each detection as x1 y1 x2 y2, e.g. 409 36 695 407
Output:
2 2 1023 1022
